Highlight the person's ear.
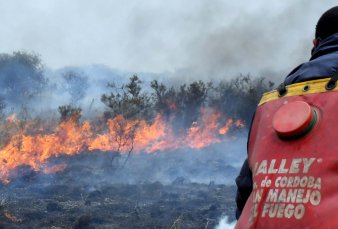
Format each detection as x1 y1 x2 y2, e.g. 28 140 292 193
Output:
313 38 319 48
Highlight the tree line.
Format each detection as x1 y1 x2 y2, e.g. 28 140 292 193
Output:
0 52 275 129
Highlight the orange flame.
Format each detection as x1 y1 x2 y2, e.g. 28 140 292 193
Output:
3 212 22 223
0 109 244 183
235 119 245 128
219 119 233 135
6 113 17 123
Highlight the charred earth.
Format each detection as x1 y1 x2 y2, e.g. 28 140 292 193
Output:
0 180 236 228
0 144 243 229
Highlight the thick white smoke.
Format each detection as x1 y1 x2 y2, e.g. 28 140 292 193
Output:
0 1 335 80
215 216 236 229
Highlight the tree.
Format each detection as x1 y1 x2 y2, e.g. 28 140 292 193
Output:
58 105 82 123
150 80 177 118
101 75 152 170
176 80 211 128
209 74 274 125
106 115 138 171
101 75 152 121
62 70 89 105
0 51 47 107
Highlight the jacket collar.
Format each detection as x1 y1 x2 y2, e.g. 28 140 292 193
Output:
311 33 338 60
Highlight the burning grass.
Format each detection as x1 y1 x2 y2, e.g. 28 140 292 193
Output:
0 137 244 228
0 108 244 184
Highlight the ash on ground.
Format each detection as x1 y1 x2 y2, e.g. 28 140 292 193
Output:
0 181 236 228
0 140 245 228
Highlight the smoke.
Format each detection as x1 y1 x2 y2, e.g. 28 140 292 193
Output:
1 0 335 190
76 136 247 185
165 0 329 81
0 1 337 81
37 64 168 116
0 59 154 116
3 136 247 191
3 2 336 226
0 52 47 112
215 216 236 229
113 0 338 81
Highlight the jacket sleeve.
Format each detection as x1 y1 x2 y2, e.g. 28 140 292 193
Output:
235 158 253 220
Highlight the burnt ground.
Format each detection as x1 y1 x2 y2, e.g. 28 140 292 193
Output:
0 140 245 229
0 181 236 229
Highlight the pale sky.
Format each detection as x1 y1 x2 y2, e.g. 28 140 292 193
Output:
0 0 337 79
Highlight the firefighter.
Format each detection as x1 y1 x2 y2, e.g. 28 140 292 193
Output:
235 6 338 227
